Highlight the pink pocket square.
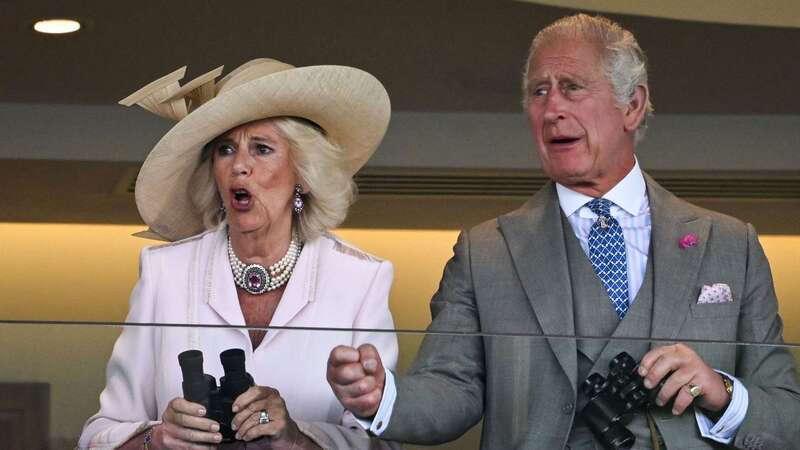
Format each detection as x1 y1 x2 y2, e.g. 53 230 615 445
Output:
697 283 733 304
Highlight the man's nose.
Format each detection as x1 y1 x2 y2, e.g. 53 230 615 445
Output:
542 90 567 123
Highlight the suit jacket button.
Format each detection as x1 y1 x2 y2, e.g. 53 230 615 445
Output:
562 402 574 414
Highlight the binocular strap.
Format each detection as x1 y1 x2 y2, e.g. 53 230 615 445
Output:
646 411 665 450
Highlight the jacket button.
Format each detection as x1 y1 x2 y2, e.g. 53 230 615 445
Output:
562 402 574 414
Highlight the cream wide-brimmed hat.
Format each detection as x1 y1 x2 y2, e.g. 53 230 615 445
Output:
121 58 391 241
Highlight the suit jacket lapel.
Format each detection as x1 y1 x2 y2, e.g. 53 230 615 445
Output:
205 227 317 349
207 226 248 328
646 173 711 340
259 236 317 347
498 182 578 392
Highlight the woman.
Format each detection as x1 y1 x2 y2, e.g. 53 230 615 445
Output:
78 59 398 449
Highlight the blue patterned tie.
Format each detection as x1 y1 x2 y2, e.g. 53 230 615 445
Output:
586 198 629 319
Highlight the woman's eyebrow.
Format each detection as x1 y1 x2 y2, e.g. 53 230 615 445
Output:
214 137 236 145
249 135 278 144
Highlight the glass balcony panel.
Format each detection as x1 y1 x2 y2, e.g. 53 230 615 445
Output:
1 321 798 448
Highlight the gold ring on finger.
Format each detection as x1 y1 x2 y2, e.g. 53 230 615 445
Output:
687 383 703 398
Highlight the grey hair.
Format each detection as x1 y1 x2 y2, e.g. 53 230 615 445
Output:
189 117 357 241
522 14 654 143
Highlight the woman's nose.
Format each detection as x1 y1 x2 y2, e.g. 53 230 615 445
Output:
231 152 251 175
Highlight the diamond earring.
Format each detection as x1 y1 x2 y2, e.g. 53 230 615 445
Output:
293 184 304 214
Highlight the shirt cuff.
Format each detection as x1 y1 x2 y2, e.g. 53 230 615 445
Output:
354 368 397 436
694 370 749 444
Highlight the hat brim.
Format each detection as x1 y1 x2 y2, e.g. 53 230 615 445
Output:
135 65 390 242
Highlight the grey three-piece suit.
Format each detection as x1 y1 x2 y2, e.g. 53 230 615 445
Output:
382 175 800 449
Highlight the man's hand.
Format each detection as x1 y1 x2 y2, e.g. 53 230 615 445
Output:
638 343 732 416
327 344 386 419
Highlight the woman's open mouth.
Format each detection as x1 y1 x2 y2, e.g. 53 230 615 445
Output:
230 188 252 210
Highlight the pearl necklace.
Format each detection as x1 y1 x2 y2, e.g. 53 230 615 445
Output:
227 231 303 295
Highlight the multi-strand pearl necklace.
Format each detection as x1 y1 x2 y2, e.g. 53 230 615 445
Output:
227 231 303 295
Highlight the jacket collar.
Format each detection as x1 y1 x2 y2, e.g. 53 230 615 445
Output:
496 172 711 392
498 182 578 392
645 173 710 340
204 226 320 348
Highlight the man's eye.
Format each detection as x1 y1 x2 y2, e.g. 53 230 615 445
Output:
565 83 582 91
531 87 548 97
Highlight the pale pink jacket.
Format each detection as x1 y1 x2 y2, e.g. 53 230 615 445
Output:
78 225 398 449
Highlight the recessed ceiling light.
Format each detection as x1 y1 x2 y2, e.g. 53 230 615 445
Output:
33 19 81 35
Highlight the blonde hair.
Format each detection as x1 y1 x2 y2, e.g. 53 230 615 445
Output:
189 117 356 241
522 14 654 143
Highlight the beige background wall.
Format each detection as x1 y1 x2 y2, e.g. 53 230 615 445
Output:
0 223 798 445
3 223 798 340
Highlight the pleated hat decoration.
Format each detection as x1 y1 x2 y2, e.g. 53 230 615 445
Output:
120 58 391 241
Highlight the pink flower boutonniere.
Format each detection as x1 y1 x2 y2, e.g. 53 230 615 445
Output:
679 233 699 249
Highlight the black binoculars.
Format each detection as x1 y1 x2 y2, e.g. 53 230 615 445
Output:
580 351 662 450
178 348 254 442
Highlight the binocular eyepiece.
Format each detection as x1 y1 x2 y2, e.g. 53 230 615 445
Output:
580 352 662 450
178 348 254 442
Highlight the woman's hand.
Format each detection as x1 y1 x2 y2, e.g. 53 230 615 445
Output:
229 386 319 449
156 396 224 449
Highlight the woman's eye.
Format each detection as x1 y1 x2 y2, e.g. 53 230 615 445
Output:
255 143 273 155
216 144 235 156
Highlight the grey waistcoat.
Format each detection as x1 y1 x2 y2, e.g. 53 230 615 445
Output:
561 214 658 450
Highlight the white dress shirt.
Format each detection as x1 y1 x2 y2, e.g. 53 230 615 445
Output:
364 160 747 444
555 159 651 305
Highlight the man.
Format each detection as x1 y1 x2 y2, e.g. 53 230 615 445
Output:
328 14 800 449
